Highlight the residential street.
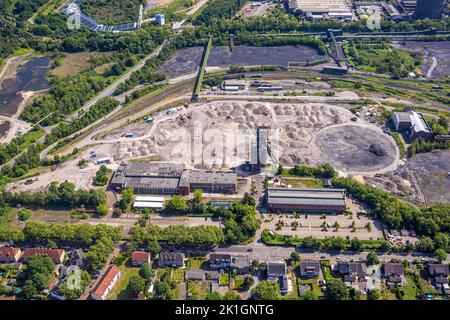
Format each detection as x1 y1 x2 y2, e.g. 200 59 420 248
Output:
214 244 449 263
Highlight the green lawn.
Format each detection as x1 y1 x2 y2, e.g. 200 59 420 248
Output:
187 280 211 300
171 269 185 282
298 278 323 297
220 274 230 286
11 48 33 57
233 277 244 290
186 256 206 269
399 275 418 300
108 263 140 300
284 178 323 189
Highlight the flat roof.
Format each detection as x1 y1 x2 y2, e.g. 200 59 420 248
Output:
133 201 164 209
124 176 181 189
268 188 346 207
124 163 184 177
293 0 352 14
179 170 237 187
134 196 165 202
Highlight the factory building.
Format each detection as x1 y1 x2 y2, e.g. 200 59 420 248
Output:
267 188 347 213
110 163 237 195
288 0 353 20
222 80 246 91
391 111 434 141
414 0 446 19
110 163 184 195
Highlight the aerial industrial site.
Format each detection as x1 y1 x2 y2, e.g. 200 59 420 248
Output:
0 0 449 307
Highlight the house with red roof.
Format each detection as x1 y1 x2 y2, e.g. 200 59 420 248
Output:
131 251 151 267
0 247 22 263
21 248 66 264
91 265 121 300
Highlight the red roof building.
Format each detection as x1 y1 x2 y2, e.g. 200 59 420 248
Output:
21 248 66 264
131 251 151 267
0 247 22 263
91 265 121 300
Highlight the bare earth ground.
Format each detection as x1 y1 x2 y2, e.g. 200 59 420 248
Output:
100 101 398 175
312 123 399 175
408 150 450 204
6 100 400 193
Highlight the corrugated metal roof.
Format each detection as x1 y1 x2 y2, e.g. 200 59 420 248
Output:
268 188 346 206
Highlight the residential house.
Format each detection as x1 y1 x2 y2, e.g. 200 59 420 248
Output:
338 262 368 285
299 261 321 278
267 261 287 281
21 248 66 264
90 265 121 300
231 256 251 274
0 247 22 263
209 253 232 269
185 271 206 281
157 251 185 268
383 263 406 288
131 251 151 267
427 264 449 293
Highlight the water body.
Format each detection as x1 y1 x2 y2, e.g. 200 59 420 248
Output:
0 56 51 117
159 45 325 78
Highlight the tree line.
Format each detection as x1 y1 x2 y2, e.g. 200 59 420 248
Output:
332 178 449 252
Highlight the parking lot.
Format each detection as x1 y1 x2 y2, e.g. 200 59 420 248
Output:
261 198 384 240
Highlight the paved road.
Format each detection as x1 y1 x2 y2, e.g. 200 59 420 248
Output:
214 243 449 263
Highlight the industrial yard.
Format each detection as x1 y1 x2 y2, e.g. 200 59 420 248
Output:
158 45 326 78
94 100 399 175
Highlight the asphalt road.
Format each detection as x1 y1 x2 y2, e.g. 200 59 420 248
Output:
214 244 448 263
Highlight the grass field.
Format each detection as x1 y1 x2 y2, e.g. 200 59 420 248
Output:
283 178 323 189
343 41 421 77
399 275 419 300
108 261 140 300
11 48 33 57
52 52 112 77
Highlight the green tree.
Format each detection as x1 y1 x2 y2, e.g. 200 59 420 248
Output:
300 291 318 300
242 276 254 290
59 270 92 300
324 280 349 300
434 249 447 263
18 209 32 221
366 251 380 266
290 252 300 264
155 281 170 299
146 240 162 258
223 291 242 300
206 292 222 300
128 275 145 296
165 195 188 214
251 281 280 300
97 203 108 217
367 289 382 300
122 188 134 205
139 264 155 281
